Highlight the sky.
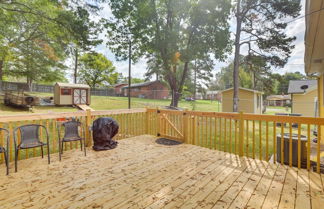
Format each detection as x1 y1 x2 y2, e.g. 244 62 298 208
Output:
93 0 306 79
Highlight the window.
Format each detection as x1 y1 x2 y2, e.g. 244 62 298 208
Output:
61 88 71 95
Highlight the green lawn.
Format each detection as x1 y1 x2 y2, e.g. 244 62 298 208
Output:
0 92 290 116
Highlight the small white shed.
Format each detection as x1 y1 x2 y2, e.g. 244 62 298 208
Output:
54 83 91 106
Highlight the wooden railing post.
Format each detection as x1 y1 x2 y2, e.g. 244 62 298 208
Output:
183 110 189 143
85 109 92 147
239 112 244 157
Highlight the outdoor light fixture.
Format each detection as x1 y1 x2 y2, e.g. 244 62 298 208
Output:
300 84 309 93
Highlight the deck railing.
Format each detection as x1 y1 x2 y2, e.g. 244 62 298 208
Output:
0 109 146 164
147 108 323 173
0 108 323 173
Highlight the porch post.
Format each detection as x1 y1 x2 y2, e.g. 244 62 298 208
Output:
85 109 92 147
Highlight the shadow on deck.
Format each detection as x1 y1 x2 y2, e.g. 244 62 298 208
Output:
0 135 323 209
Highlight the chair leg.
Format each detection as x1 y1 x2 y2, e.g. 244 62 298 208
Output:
80 140 83 151
4 152 9 175
41 146 44 158
47 145 50 164
15 149 18 172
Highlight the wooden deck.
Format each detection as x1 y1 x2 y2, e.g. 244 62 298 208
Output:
0 135 323 209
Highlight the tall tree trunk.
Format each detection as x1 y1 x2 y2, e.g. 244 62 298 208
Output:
74 48 78 84
170 62 190 107
233 0 242 112
0 60 3 91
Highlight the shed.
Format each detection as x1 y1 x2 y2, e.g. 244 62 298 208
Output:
288 80 317 117
221 87 263 114
54 82 91 106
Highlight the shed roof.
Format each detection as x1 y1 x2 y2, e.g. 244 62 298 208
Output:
122 80 163 89
287 80 317 94
55 82 90 89
221 87 263 94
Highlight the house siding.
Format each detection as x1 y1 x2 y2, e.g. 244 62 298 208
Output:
292 89 317 117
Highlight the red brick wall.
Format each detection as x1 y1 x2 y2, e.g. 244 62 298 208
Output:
125 82 169 99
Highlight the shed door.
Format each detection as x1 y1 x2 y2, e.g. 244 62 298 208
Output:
73 89 87 104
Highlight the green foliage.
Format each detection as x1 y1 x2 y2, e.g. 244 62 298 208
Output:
106 0 232 106
79 52 117 88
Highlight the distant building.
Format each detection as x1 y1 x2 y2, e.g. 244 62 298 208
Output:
113 83 128 96
122 80 169 99
288 80 317 117
266 95 291 106
206 91 221 101
221 87 263 114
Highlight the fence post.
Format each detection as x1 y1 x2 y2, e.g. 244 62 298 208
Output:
239 112 244 157
85 109 92 147
183 110 189 143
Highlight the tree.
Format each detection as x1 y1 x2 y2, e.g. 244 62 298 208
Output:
106 0 231 107
78 52 117 88
232 0 301 112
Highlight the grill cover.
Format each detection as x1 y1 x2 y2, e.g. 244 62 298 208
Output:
92 117 118 151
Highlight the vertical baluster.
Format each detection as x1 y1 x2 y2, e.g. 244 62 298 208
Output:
273 121 276 163
252 120 255 159
289 123 293 167
205 116 208 148
259 120 262 160
297 124 301 169
209 117 212 149
246 120 249 157
214 116 217 150
317 124 321 173
234 120 238 154
17 121 21 160
224 118 227 152
229 119 232 153
219 118 222 150
193 116 197 145
9 122 13 161
53 119 57 153
307 124 311 171
281 123 284 165
266 121 269 161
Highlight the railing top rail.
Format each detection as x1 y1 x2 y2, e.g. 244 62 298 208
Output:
147 108 324 125
0 108 146 123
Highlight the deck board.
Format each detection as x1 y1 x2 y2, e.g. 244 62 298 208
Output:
0 135 322 209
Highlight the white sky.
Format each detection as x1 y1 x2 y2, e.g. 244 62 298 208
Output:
93 0 306 79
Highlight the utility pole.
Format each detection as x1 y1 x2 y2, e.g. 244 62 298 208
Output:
128 41 132 109
194 60 197 100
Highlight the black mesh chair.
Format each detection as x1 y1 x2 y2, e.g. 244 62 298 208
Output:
57 121 86 161
0 128 9 175
14 124 50 172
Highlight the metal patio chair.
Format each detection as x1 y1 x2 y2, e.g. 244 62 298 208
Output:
57 120 86 161
0 128 9 175
14 124 50 172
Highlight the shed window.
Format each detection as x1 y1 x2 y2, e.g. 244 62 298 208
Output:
61 88 72 95
257 95 260 108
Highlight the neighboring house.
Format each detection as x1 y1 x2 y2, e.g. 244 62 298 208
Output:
195 93 203 100
288 80 317 117
122 80 169 99
266 95 291 106
221 87 263 114
113 83 128 96
54 82 91 106
206 91 221 101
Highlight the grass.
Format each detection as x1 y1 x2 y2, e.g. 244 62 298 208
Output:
0 92 222 115
1 91 291 116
